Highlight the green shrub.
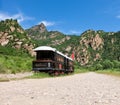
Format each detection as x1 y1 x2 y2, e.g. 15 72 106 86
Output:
102 60 114 69
113 60 120 69
94 63 103 70
0 63 6 73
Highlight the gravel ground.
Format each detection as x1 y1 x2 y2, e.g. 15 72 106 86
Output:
0 72 120 105
0 72 33 80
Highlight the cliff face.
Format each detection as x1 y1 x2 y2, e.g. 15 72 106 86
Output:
74 30 120 65
75 30 104 65
0 19 35 56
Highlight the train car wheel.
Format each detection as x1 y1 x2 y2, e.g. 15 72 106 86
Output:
48 71 54 76
54 71 59 76
61 71 64 75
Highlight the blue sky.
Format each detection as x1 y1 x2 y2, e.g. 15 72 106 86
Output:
0 0 120 35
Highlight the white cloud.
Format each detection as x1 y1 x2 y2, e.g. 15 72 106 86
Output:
60 30 81 35
0 11 34 23
38 20 55 26
116 15 120 18
69 30 81 34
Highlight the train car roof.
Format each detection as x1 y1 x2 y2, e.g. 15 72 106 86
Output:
65 55 73 61
34 46 73 61
34 46 56 52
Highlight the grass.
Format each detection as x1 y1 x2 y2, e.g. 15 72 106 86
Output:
0 78 10 82
1 68 120 81
28 72 73 79
74 68 89 74
0 54 33 74
96 69 120 77
27 69 89 79
27 72 51 79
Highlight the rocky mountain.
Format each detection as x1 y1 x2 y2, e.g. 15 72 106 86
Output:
26 24 120 66
74 30 120 65
0 19 35 56
26 23 71 47
0 19 119 66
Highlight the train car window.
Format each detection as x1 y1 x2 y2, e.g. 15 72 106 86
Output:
36 51 54 60
56 54 64 63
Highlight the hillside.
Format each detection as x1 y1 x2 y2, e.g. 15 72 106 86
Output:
75 30 120 65
0 19 35 56
26 24 80 56
26 23 73 49
0 19 120 73
26 24 120 66
0 19 34 73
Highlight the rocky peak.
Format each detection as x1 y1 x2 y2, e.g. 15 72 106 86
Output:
31 23 47 33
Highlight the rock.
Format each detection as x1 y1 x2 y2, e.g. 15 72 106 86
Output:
31 23 47 33
65 46 72 52
94 53 101 61
17 28 24 33
10 26 15 32
0 34 9 46
23 44 35 56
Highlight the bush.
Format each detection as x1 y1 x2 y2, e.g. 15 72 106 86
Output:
94 63 103 70
74 61 81 69
102 60 114 69
0 63 6 73
113 60 120 69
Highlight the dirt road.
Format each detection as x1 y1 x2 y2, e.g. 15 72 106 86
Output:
0 72 120 105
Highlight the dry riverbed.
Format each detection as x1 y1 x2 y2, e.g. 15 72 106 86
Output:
0 72 120 105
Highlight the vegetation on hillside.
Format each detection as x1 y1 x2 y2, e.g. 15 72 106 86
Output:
0 19 120 74
0 19 34 73
0 54 32 74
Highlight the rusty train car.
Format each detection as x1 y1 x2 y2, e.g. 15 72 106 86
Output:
32 46 74 75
